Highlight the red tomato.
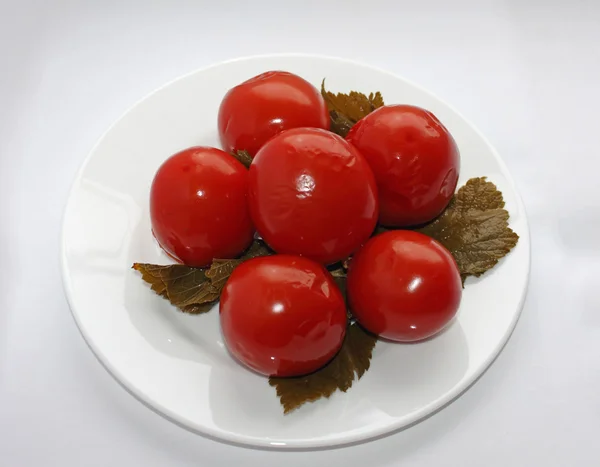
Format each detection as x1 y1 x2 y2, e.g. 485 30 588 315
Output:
346 105 460 227
347 230 462 342
150 147 253 267
218 71 330 157
248 128 379 265
220 255 347 377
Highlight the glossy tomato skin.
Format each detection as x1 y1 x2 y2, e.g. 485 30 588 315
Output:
150 147 254 267
347 230 462 342
218 71 330 157
248 128 379 265
346 105 460 227
220 255 347 377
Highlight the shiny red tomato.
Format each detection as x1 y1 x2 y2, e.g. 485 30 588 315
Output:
346 105 460 227
218 71 330 157
150 147 254 267
220 255 347 377
248 128 379 265
347 230 462 342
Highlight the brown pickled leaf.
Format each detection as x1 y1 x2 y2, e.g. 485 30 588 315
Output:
180 303 216 314
321 80 384 137
329 111 355 138
269 324 377 413
452 176 505 212
417 177 519 281
205 241 271 291
132 240 273 313
241 239 273 259
205 258 243 287
131 263 170 297
231 150 252 168
132 263 219 313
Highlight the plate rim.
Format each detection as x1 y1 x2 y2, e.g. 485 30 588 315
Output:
60 53 531 449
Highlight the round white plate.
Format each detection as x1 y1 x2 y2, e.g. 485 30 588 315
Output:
61 54 530 449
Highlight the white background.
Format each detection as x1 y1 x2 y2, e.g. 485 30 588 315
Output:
1 0 599 465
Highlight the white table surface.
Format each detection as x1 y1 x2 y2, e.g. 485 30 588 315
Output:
2 1 599 465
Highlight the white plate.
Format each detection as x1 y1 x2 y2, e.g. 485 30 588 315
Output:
61 54 530 449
